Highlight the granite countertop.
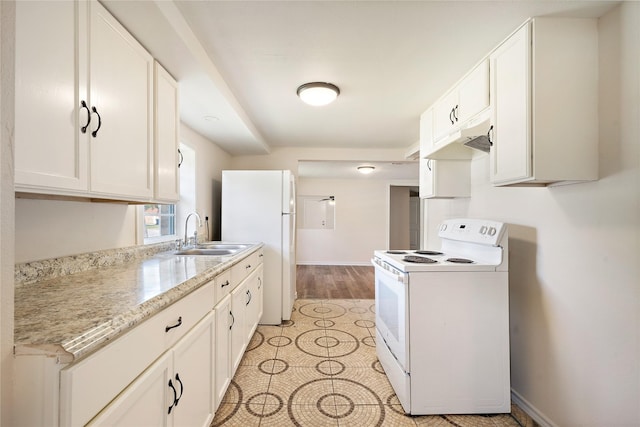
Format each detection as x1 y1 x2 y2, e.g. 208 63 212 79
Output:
14 243 262 364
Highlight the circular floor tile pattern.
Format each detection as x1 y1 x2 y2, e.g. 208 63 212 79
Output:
314 319 335 328
349 306 369 314
295 330 332 357
286 378 386 426
213 382 243 425
372 360 386 374
267 335 292 347
246 392 284 417
298 302 347 319
315 359 346 376
354 319 375 328
246 330 265 351
362 335 376 347
259 358 289 375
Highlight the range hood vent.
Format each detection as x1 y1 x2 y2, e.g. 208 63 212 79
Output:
423 111 492 160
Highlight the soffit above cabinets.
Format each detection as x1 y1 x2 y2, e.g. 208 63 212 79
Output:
101 0 616 156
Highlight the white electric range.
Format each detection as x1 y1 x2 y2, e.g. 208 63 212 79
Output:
372 218 511 415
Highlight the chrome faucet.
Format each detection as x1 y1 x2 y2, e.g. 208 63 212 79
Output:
184 212 203 248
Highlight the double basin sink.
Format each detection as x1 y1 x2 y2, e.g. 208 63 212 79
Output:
175 242 252 256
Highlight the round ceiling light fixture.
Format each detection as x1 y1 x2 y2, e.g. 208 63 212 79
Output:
296 82 340 106
357 165 376 174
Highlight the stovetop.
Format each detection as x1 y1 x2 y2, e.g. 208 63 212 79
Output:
374 249 502 272
374 218 509 273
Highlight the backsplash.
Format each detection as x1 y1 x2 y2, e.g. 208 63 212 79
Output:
15 242 175 287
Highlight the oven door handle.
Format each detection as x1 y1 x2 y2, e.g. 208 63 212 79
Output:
371 258 408 284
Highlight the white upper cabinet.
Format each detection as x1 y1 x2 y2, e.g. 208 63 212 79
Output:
419 107 470 199
154 62 180 203
419 159 470 199
429 59 491 158
15 0 156 202
489 18 598 186
14 0 89 193
88 2 154 200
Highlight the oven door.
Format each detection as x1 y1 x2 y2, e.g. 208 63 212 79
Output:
372 257 409 372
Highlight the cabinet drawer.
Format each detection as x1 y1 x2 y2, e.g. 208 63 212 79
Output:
214 269 232 306
60 281 214 427
231 250 260 288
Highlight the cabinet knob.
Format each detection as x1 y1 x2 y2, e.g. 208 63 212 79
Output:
165 316 182 333
80 101 91 133
91 106 102 137
167 379 178 414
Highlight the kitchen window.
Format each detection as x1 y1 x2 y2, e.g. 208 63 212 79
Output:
143 204 176 239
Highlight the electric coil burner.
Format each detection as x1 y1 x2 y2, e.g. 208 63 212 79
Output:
414 250 443 256
446 257 474 264
402 256 437 264
372 218 510 416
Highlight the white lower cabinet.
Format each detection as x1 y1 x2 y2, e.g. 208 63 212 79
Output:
214 294 232 409
214 254 265 408
89 311 215 427
230 279 249 373
13 248 265 427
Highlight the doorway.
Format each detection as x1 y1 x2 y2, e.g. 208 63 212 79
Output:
389 186 420 250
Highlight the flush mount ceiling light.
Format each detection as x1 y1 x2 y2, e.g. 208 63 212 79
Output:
357 165 375 175
296 82 340 106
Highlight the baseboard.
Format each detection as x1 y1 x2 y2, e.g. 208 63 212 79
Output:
511 389 557 427
296 261 372 266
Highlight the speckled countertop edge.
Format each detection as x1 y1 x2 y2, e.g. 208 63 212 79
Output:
14 243 263 364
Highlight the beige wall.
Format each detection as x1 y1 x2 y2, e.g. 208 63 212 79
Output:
425 4 640 425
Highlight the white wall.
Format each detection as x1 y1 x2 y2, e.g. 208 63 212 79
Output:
297 178 389 265
424 4 640 425
179 124 231 239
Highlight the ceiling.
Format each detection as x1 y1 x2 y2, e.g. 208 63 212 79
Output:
299 160 419 180
102 0 617 162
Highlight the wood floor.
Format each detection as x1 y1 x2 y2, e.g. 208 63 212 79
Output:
296 265 375 299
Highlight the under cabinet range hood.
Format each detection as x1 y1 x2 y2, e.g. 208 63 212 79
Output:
424 112 492 160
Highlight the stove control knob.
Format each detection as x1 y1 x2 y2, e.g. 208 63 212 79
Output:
480 226 488 235
440 224 447 231
488 227 497 236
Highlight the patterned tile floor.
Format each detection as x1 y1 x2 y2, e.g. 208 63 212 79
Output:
211 299 523 427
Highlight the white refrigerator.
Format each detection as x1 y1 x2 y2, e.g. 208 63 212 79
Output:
221 170 296 325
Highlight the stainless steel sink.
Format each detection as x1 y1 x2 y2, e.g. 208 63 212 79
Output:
175 248 238 256
196 243 251 250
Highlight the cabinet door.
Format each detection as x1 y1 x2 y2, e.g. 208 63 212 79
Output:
433 90 459 143
154 62 180 202
88 352 171 426
214 294 232 408
458 60 490 123
490 24 532 185
89 1 154 200
244 267 263 342
419 159 435 199
255 265 264 323
14 0 89 193
172 312 215 427
230 281 248 373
